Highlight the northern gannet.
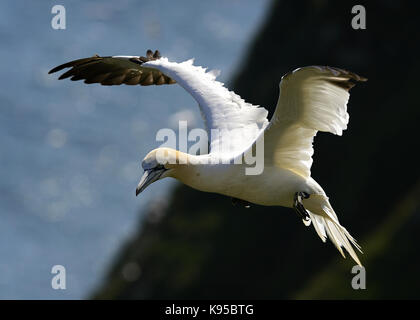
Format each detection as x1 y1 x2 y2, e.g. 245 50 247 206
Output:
49 50 367 265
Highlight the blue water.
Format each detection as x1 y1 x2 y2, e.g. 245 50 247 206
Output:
0 0 270 299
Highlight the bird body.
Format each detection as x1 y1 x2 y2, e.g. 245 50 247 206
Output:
50 49 367 266
166 153 317 207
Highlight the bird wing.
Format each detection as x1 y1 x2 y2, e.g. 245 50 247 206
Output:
142 58 269 156
49 51 269 156
261 66 367 178
48 50 176 86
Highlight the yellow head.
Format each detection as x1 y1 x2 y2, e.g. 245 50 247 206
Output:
136 147 189 195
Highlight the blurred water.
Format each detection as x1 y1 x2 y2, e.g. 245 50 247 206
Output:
0 0 270 298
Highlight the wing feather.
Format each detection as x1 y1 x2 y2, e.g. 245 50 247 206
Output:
263 66 367 177
49 51 268 156
49 51 176 86
143 58 269 156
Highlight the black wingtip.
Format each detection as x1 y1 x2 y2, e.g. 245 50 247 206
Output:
48 63 73 75
48 66 62 74
48 61 75 74
48 55 104 75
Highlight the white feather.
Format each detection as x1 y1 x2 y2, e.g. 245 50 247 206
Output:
144 58 269 156
262 66 354 178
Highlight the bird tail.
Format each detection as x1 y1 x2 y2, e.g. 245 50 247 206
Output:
303 194 363 266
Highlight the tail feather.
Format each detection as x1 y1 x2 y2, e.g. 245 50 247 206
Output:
310 214 327 242
304 195 363 266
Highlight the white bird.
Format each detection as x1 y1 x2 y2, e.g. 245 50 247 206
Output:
50 49 367 266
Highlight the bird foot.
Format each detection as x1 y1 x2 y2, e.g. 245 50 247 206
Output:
293 192 310 221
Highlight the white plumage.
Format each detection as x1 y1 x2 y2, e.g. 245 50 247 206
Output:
145 57 269 156
49 50 367 266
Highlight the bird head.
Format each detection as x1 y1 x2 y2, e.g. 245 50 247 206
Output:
136 147 188 196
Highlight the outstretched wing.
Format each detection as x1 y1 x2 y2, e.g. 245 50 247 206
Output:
262 66 367 177
143 58 269 156
48 50 176 86
50 50 269 156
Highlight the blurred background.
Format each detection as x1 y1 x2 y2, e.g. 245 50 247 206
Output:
1 0 419 299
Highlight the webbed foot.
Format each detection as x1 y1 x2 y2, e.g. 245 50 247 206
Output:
293 192 310 221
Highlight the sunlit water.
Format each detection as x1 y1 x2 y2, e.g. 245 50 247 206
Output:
0 0 271 298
